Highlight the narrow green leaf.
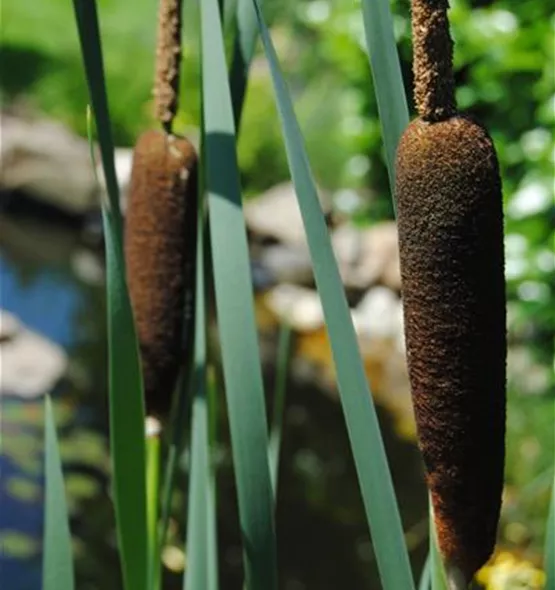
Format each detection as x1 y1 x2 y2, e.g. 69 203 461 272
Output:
146 420 162 590
200 0 277 588
250 5 414 589
359 0 410 195
206 365 220 590
429 513 449 590
268 323 291 499
418 554 431 590
75 4 148 590
184 181 211 590
545 476 555 590
229 0 261 126
43 395 75 590
72 0 122 222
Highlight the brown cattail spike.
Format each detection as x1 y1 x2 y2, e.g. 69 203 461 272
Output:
396 116 506 581
397 0 507 583
125 130 197 417
412 0 456 121
154 0 183 130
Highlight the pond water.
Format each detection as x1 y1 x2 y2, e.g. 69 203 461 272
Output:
0 203 428 590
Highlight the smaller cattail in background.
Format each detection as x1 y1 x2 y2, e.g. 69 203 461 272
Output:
395 0 506 584
124 0 197 417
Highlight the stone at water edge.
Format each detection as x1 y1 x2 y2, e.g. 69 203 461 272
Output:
0 310 68 399
332 222 401 292
244 182 332 247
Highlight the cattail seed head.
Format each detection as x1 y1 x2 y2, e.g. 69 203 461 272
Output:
396 114 506 582
125 129 197 417
399 0 507 579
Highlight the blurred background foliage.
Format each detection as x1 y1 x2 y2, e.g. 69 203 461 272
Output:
1 0 553 582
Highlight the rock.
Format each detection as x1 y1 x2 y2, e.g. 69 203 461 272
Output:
332 221 401 292
245 182 331 246
263 284 324 332
0 114 99 215
0 310 68 399
0 113 134 217
257 243 313 286
352 287 404 348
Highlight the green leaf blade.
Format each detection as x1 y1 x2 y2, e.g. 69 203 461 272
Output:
545 476 555 590
359 0 410 195
251 5 415 589
200 0 277 588
43 395 75 590
73 3 148 590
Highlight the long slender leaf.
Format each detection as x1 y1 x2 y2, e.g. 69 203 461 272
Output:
429 513 449 590
229 0 261 126
74 4 148 590
146 419 162 590
43 395 75 590
206 365 220 590
250 4 414 589
184 176 211 590
200 0 277 588
359 0 410 194
418 554 431 590
268 323 291 499
545 476 555 590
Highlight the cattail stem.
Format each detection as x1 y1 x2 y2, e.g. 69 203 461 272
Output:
154 0 183 131
411 0 457 120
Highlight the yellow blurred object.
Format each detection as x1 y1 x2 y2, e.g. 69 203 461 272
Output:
476 551 546 589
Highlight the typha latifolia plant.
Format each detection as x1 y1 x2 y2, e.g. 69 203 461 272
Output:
395 0 506 585
125 0 198 418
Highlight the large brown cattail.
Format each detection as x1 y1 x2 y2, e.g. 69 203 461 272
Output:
396 0 506 584
124 0 197 417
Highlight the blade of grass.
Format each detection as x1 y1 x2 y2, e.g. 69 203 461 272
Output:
229 0 261 126
545 475 555 590
206 365 219 590
184 175 211 590
250 4 414 589
43 395 75 590
200 0 277 588
418 554 431 590
359 0 409 197
76 4 148 590
429 512 449 590
146 419 162 590
268 323 291 500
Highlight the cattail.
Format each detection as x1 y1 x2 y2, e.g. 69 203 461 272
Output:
395 0 506 584
124 0 197 417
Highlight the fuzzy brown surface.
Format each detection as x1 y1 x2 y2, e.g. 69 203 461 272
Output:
125 129 197 417
154 0 183 127
411 0 456 120
395 115 506 581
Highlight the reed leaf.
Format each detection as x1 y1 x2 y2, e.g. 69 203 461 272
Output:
200 0 277 588
250 3 414 589
229 0 261 126
545 477 555 590
268 323 292 499
42 395 75 590
75 3 148 590
359 0 410 193
184 176 213 590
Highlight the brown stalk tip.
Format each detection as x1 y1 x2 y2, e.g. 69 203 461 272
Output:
395 115 506 582
411 0 457 120
124 129 198 417
154 0 183 129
